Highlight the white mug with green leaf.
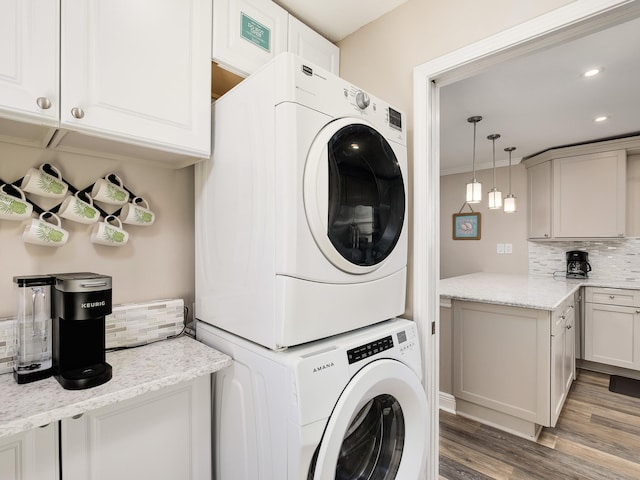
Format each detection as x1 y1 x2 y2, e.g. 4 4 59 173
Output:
91 215 129 247
91 174 129 206
0 184 33 221
59 191 100 224
21 164 68 198
120 197 155 226
23 212 69 247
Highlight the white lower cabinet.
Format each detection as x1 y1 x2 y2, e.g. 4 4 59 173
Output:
0 376 210 480
0 423 59 480
453 297 575 438
585 287 640 370
62 376 211 480
550 297 575 426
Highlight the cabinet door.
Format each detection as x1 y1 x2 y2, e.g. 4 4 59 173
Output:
60 0 211 158
61 377 211 480
550 307 568 426
527 161 552 239
287 16 340 74
212 0 288 77
0 423 59 480
0 0 59 146
584 302 638 369
553 150 626 238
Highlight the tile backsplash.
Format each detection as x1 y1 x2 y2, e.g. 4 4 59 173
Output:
529 238 640 282
0 298 184 375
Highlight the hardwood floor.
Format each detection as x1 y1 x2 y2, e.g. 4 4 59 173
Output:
439 370 640 479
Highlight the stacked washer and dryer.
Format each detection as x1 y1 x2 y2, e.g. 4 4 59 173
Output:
195 52 428 479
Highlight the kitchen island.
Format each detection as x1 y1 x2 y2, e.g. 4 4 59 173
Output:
439 273 581 440
0 336 231 480
440 272 640 440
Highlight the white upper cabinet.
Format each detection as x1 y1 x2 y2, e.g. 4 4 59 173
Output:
527 160 552 239
0 0 59 147
212 0 288 77
0 0 211 167
552 150 626 238
525 145 627 239
288 15 340 74
57 0 212 162
212 0 340 77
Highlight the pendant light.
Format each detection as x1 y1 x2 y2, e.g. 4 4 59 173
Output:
466 116 482 204
504 146 517 213
487 133 502 209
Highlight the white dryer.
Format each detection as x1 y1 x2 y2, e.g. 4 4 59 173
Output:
196 318 428 480
195 53 408 349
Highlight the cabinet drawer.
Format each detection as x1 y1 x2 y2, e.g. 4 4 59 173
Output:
585 287 640 307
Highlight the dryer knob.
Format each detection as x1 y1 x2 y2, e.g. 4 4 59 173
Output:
356 91 370 109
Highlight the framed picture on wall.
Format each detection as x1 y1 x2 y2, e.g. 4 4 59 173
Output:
452 212 481 240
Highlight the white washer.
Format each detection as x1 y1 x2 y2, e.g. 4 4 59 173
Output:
196 318 428 480
195 53 408 349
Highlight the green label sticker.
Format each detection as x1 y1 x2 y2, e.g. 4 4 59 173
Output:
241 13 271 52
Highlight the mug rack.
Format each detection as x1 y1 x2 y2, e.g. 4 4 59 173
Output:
0 163 154 246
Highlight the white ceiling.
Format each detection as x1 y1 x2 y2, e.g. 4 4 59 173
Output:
273 0 408 42
439 14 640 175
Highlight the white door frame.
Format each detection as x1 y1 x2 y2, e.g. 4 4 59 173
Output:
412 1 638 478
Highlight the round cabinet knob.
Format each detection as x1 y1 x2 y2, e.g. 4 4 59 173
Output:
566 324 572 330
36 97 52 110
609 295 615 299
355 91 370 110
71 107 85 119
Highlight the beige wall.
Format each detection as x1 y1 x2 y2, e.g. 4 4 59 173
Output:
440 164 528 278
337 0 574 311
0 142 195 318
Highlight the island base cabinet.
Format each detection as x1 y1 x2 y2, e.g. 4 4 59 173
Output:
0 423 59 480
61 377 211 480
453 299 575 440
453 301 551 437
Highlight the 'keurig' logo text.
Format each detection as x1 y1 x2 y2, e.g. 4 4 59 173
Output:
82 301 106 309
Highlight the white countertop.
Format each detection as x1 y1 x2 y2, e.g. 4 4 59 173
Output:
439 272 640 310
0 336 232 439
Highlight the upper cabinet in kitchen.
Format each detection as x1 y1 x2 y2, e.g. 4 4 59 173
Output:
525 140 630 239
0 0 212 168
552 150 625 238
212 0 339 77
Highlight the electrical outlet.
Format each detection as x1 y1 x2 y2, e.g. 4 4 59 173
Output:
496 243 505 254
505 243 513 254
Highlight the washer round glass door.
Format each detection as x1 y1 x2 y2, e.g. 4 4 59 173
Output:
308 359 428 480
304 118 406 274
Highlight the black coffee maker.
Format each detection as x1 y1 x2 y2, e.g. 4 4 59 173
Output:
566 251 592 279
52 272 112 390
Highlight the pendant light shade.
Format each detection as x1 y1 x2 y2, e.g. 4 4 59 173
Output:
504 146 517 213
487 133 502 209
466 116 482 204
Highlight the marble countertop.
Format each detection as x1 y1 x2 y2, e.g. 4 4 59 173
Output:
439 273 640 310
0 336 232 439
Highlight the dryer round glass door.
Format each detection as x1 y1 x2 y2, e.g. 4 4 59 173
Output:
304 118 406 275
308 359 428 480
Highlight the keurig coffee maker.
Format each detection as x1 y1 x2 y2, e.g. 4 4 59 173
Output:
566 250 592 279
52 272 112 390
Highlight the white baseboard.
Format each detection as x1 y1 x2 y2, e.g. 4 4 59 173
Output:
439 391 456 414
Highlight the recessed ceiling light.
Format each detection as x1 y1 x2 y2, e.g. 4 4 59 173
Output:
583 68 603 78
594 115 608 122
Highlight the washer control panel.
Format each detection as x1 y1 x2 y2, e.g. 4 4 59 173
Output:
347 335 394 364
